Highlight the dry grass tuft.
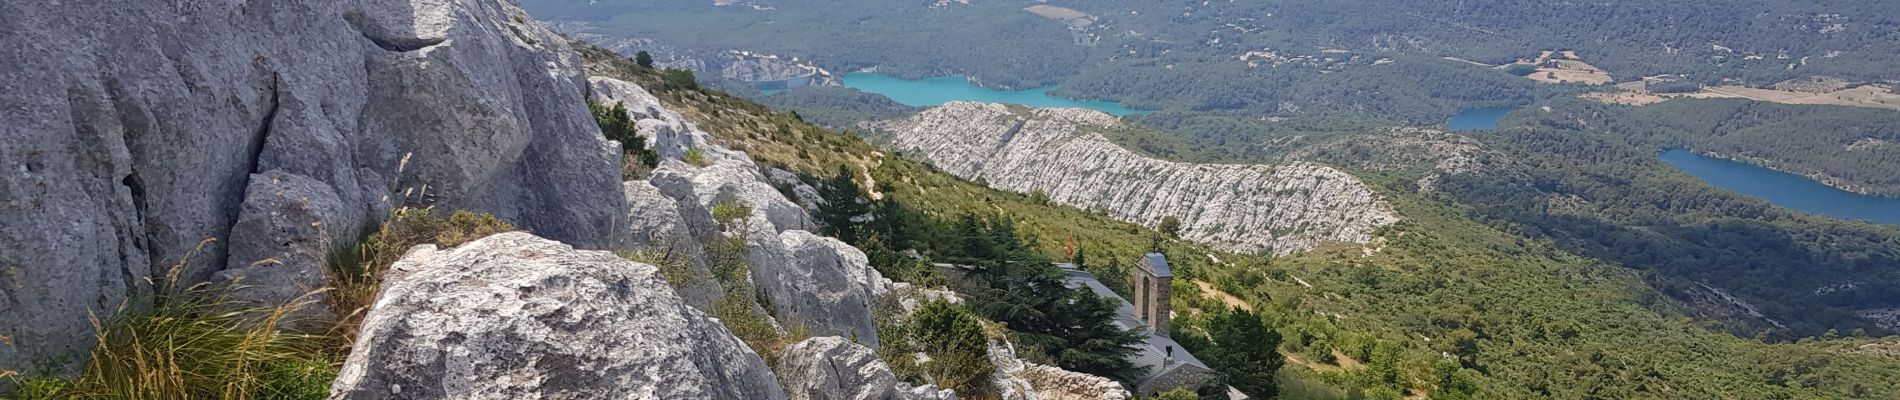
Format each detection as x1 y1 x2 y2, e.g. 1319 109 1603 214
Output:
8 239 336 400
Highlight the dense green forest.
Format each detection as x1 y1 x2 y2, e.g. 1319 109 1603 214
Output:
1423 99 1900 338
755 86 916 131
1584 99 1900 197
523 0 1900 132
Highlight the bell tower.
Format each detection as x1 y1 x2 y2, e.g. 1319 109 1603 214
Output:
1130 253 1173 336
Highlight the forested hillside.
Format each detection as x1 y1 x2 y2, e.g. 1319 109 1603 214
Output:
575 44 1900 399
1424 100 1900 338
1584 99 1900 197
522 0 1900 142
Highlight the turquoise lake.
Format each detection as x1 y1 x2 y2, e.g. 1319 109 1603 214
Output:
1659 149 1900 225
1447 107 1516 131
840 72 1149 116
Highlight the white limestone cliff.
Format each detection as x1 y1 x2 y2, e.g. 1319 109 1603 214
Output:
878 102 1399 255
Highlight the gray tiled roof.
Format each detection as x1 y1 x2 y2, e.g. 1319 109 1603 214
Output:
1142 253 1172 277
1057 265 1207 385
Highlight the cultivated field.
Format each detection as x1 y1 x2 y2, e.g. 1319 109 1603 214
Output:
1024 5 1092 28
1588 80 1900 111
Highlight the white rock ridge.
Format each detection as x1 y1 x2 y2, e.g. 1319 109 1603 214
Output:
879 102 1399 255
330 232 787 400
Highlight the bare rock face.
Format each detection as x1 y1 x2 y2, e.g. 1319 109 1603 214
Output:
0 0 628 373
330 232 786 400
776 336 956 400
621 180 721 311
765 231 881 346
211 170 349 330
878 102 1398 255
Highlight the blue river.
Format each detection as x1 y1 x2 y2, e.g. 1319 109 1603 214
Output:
1447 107 1516 131
839 72 1149 116
1659 149 1900 225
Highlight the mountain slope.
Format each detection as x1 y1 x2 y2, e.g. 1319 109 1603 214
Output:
575 44 1900 399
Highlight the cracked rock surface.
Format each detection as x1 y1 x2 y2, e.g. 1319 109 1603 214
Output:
1 0 626 373
330 232 786 400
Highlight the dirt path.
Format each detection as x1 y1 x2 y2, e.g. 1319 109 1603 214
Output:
1195 280 1253 312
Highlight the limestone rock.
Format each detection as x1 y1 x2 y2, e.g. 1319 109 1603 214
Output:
2 0 631 373
878 102 1398 255
757 231 880 346
621 180 719 311
330 232 785 400
777 336 955 400
211 170 349 330
765 168 826 213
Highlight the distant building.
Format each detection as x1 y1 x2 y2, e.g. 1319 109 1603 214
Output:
1059 254 1215 396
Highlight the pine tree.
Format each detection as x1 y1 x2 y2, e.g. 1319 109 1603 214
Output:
1207 307 1285 397
1098 257 1129 296
1158 215 1182 239
816 165 869 242
635 50 654 69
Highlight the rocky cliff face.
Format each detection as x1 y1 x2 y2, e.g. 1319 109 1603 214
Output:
878 102 1398 255
331 232 786 399
1 0 627 374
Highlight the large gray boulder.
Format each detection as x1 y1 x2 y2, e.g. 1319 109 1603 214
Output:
756 231 880 346
1 0 626 373
777 337 956 400
330 232 786 400
211 170 349 330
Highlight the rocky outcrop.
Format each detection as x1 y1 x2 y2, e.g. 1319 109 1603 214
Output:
777 337 956 400
621 180 721 311
330 232 786 399
1 0 627 373
878 102 1398 255
766 231 882 345
210 170 349 330
591 77 883 344
1267 127 1484 193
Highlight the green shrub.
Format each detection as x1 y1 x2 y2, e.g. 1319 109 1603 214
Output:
684 147 709 167
616 249 698 290
588 100 661 179
662 68 698 90
908 300 995 394
1152 388 1199 400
